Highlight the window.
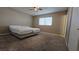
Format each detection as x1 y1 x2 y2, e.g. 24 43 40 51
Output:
39 17 52 26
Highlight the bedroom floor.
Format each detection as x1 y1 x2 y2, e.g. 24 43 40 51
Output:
0 32 68 51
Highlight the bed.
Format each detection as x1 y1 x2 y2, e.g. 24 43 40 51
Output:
9 25 40 39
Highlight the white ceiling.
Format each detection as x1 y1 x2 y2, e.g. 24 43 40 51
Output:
11 7 67 16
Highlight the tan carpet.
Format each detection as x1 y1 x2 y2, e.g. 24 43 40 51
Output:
0 32 68 51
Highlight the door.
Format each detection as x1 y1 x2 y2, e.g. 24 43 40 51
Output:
68 7 79 51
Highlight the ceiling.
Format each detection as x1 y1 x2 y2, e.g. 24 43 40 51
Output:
11 7 68 16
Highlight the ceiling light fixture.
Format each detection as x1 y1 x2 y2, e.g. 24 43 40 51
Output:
30 7 42 11
33 7 39 11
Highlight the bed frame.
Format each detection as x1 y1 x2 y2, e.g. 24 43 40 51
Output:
10 32 39 39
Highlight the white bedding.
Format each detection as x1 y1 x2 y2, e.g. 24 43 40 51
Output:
9 25 40 35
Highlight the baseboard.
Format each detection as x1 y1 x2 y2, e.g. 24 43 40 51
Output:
0 33 9 35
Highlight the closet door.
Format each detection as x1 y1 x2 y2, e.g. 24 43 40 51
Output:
68 7 79 51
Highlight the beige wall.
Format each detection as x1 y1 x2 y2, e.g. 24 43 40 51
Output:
0 7 32 34
32 11 67 36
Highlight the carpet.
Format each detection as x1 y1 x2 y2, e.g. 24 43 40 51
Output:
0 32 68 51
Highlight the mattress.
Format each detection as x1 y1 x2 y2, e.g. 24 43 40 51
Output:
9 25 40 39
29 28 40 34
9 25 33 35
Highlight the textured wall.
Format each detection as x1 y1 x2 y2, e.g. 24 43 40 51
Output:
0 7 32 34
32 11 67 35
